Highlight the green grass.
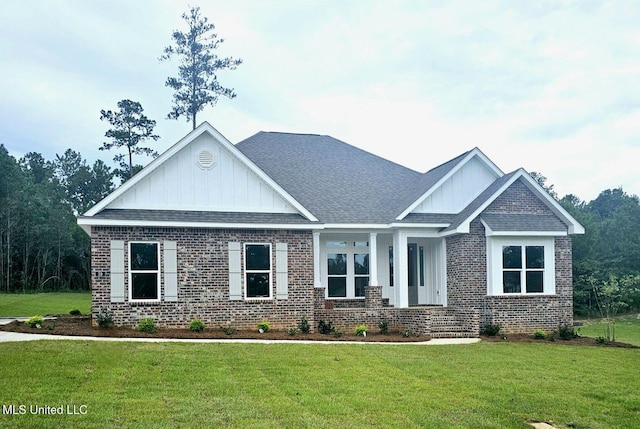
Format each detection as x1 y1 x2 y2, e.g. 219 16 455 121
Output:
0 292 91 317
577 313 640 346
0 341 638 428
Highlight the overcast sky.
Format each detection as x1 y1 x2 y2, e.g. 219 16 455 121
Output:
1 0 639 202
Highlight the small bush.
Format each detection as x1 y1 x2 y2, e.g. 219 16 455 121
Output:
533 330 547 340
595 336 607 344
136 318 157 334
298 317 311 334
69 309 82 316
317 320 335 335
333 330 344 338
402 330 411 338
257 321 271 333
556 324 578 340
354 324 368 337
25 315 44 329
481 323 501 336
96 307 113 328
220 324 236 335
189 319 205 332
378 319 389 335
287 327 298 336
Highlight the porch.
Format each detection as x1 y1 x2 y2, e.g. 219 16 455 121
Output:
313 286 479 338
313 230 447 308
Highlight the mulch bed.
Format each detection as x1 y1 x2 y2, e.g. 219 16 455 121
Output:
0 316 422 342
1 316 636 347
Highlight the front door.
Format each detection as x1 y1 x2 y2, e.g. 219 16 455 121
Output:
408 244 418 305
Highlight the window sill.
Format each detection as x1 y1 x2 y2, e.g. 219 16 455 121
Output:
129 299 162 305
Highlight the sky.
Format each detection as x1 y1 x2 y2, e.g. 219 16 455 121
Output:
1 0 639 202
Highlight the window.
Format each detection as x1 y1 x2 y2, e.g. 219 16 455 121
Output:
327 253 347 297
245 244 272 298
487 237 555 296
354 253 369 297
389 246 394 287
324 238 370 299
129 242 160 301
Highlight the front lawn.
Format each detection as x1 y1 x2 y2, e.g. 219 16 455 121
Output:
0 292 91 317
0 341 637 428
577 314 640 346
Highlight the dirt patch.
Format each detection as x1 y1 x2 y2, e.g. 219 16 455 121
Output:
0 316 425 342
481 333 638 348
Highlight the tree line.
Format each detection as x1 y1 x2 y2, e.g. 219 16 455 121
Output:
560 189 640 317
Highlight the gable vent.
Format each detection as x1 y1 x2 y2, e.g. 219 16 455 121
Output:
196 150 216 170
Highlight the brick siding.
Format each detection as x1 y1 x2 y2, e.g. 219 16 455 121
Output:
91 227 314 330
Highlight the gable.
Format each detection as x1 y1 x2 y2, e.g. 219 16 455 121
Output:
105 132 297 213
410 155 499 214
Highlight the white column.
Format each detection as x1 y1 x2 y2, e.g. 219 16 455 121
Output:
313 231 322 288
369 232 378 286
394 230 409 308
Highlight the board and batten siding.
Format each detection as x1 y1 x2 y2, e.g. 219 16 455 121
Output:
106 133 297 213
412 156 498 214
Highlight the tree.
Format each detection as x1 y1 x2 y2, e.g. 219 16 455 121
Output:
529 171 558 199
160 6 242 130
99 99 159 180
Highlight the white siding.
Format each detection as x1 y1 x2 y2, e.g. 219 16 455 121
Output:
412 156 497 214
106 133 297 213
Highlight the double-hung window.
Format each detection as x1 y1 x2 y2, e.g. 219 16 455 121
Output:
487 237 555 296
129 242 160 301
245 244 272 299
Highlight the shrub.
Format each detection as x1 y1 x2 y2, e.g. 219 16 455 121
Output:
354 324 367 337
480 323 501 336
220 324 236 335
556 324 578 340
533 330 547 340
69 309 82 316
287 327 298 336
96 307 113 328
402 330 411 338
333 330 344 338
189 319 205 332
298 317 311 334
378 319 389 335
595 336 607 344
317 320 335 335
25 315 44 329
136 318 157 334
257 321 270 333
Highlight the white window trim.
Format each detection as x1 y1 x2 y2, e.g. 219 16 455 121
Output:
486 236 555 296
128 241 161 303
323 238 370 299
244 243 273 300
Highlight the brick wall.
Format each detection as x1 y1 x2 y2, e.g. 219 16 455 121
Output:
446 178 574 334
91 227 314 330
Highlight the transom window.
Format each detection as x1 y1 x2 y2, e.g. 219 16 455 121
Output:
245 244 272 299
129 242 160 301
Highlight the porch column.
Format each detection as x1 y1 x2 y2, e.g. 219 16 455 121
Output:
369 232 378 286
313 231 322 288
394 230 409 308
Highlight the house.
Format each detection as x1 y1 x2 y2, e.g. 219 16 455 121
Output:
78 122 584 336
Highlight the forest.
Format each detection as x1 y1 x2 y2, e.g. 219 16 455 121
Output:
0 144 639 317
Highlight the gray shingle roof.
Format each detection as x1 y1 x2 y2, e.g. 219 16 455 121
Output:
236 132 464 223
480 213 567 232
86 209 316 225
